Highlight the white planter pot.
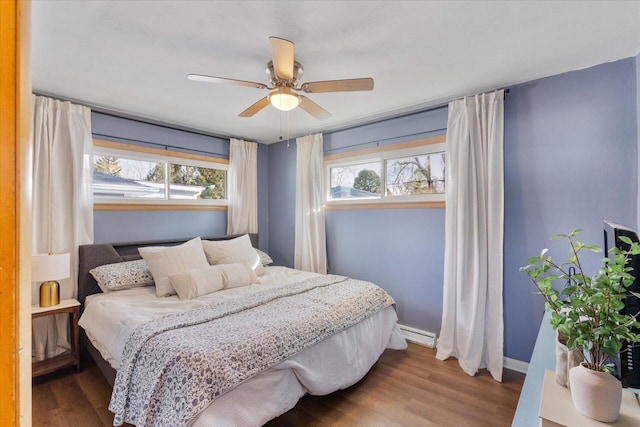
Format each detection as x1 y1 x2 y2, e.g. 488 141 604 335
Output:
569 363 622 422
555 332 584 388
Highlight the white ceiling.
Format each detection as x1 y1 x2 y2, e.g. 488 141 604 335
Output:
32 1 640 144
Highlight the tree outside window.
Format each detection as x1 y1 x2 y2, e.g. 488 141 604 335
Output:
386 152 445 196
93 153 226 201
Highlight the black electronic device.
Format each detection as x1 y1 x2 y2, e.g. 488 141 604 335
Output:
603 221 640 388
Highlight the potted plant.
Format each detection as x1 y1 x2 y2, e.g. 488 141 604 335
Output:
520 229 640 422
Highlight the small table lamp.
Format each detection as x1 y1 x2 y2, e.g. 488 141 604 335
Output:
32 253 70 307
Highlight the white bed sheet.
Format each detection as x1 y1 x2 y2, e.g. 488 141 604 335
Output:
80 266 407 426
80 266 321 369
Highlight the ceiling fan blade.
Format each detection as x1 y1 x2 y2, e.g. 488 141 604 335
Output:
188 74 268 90
269 36 294 80
298 96 332 120
238 97 271 117
300 77 374 93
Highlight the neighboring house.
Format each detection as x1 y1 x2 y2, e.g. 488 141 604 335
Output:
92 171 204 199
330 185 378 199
92 171 162 198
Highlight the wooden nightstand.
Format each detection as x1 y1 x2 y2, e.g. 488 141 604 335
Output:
31 298 81 377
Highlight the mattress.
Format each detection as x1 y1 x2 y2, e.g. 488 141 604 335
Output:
80 266 407 426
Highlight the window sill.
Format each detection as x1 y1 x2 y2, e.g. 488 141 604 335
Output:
94 203 228 211
325 200 445 210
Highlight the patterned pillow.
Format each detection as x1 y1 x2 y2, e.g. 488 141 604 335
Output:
90 259 154 293
255 248 273 266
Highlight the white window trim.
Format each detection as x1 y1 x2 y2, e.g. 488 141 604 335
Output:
325 141 446 206
92 145 229 207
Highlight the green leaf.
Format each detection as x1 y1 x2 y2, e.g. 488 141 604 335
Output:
588 295 607 305
526 256 541 264
551 233 568 240
618 236 633 245
582 244 602 253
550 312 563 328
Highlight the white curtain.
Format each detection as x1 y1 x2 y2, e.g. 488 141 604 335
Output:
227 138 258 234
294 133 327 274
436 90 504 382
31 95 93 361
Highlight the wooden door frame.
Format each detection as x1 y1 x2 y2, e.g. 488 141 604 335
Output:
1 0 32 425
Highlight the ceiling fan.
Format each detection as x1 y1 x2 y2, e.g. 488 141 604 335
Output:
188 36 374 120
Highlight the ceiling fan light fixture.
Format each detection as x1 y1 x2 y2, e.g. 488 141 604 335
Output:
269 89 300 111
190 37 372 119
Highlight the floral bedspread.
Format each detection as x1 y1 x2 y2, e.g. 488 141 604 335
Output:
109 274 395 427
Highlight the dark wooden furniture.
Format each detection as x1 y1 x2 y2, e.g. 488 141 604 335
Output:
32 298 81 377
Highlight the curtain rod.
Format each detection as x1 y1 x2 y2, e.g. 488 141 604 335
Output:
32 90 233 141
92 133 229 158
321 88 508 152
35 87 510 148
325 88 510 137
323 128 447 154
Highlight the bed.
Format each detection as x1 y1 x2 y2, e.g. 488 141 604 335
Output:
78 234 407 427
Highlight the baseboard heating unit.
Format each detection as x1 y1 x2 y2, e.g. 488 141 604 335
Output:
398 324 437 348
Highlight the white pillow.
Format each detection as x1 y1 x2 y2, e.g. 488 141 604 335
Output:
169 265 224 300
202 235 265 276
139 237 209 297
168 263 256 299
90 259 154 293
217 263 258 289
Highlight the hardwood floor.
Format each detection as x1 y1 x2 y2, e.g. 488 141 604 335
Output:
32 343 525 426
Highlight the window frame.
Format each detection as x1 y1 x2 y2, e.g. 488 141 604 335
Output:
92 139 229 210
324 136 446 209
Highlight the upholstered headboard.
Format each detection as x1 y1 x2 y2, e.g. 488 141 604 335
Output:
78 234 259 308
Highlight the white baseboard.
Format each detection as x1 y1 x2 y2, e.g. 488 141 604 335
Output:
398 324 529 374
504 357 529 374
398 324 437 348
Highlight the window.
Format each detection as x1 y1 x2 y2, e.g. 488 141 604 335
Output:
92 140 228 207
325 136 446 207
329 161 382 199
168 163 225 200
385 152 445 196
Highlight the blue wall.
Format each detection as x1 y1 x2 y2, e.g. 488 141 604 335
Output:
92 113 270 248
267 57 639 362
267 139 297 266
94 210 227 243
323 107 448 154
503 57 638 361
326 209 445 332
268 108 449 335
257 143 270 251
92 112 229 157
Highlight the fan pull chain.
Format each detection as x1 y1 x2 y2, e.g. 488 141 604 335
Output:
287 110 290 148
